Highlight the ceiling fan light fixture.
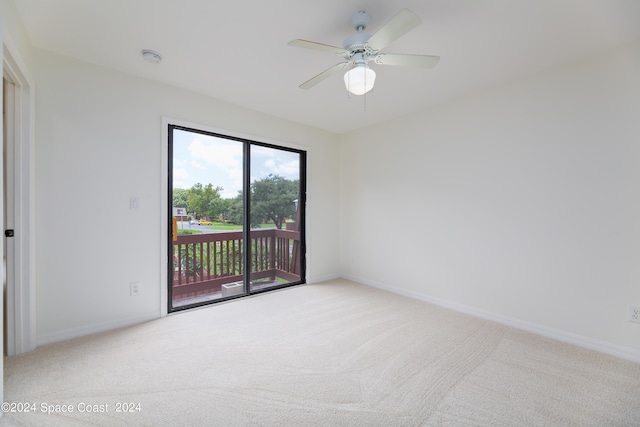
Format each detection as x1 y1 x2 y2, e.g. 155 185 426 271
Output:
289 9 439 96
344 64 376 95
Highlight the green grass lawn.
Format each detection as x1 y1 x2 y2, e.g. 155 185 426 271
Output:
208 222 243 230
179 221 278 232
177 229 201 235
205 222 276 230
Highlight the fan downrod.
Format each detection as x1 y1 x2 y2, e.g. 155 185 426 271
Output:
350 10 370 31
343 11 373 52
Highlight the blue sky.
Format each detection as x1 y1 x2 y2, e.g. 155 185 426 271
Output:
172 129 300 199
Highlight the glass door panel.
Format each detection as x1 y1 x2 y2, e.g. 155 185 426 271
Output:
249 145 304 292
170 127 245 310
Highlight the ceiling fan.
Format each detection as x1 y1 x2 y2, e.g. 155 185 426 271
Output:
288 9 440 96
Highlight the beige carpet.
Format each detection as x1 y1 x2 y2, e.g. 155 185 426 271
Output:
2 279 640 426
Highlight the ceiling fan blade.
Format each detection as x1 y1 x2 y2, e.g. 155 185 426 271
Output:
288 39 346 55
375 53 440 68
366 9 421 52
299 62 351 90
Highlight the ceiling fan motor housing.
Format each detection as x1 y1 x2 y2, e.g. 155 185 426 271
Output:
342 32 371 52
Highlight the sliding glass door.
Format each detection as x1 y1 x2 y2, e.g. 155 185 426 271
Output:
168 125 305 312
249 145 304 292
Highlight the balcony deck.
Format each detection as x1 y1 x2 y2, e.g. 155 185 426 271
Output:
171 226 301 308
172 280 281 308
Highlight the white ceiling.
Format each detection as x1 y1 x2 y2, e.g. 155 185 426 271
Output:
14 0 640 134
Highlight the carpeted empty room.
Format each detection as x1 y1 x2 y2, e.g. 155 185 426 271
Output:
3 1 640 426
3 279 639 426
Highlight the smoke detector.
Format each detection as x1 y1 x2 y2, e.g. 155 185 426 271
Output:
142 49 162 63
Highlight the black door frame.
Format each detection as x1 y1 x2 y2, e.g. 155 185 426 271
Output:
167 124 306 312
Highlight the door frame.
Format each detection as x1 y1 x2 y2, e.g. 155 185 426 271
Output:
160 117 307 316
2 32 36 355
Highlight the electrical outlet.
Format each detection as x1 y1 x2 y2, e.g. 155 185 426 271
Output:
130 282 141 296
629 305 640 323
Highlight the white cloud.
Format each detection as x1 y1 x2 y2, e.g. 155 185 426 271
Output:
173 167 189 180
189 137 242 170
188 136 244 197
263 158 299 178
191 160 206 170
172 167 190 189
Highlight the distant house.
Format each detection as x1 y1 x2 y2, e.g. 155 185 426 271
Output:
173 207 188 221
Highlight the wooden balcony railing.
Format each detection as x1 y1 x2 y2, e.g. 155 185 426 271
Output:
172 228 301 301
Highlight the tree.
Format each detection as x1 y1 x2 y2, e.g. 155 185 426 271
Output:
227 193 244 226
172 188 188 209
187 183 225 219
250 174 298 229
218 198 232 222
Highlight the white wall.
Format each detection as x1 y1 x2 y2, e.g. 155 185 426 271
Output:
33 49 341 344
0 0 31 65
340 42 640 360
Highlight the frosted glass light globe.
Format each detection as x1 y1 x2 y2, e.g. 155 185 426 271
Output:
344 65 376 95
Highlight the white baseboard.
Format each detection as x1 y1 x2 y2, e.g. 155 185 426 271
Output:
36 311 161 347
307 273 341 284
342 274 640 364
